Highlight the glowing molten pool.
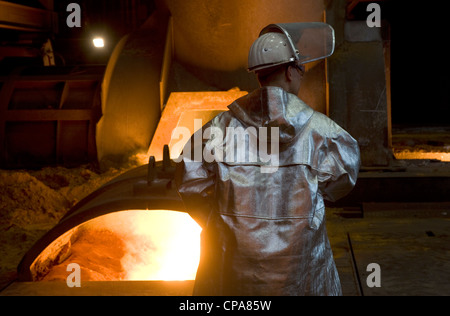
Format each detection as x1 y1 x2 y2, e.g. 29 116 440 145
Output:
393 150 450 162
40 211 202 281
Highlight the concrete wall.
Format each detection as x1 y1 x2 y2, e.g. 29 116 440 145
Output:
327 0 391 167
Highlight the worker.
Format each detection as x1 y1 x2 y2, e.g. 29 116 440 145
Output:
175 23 361 296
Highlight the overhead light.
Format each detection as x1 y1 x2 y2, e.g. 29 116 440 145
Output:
93 37 105 48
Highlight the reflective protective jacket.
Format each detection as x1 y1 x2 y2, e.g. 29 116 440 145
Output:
175 86 360 296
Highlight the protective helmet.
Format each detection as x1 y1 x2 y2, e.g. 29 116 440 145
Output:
248 22 335 73
248 32 296 73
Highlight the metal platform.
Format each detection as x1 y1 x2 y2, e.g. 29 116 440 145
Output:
328 204 450 296
1 280 194 296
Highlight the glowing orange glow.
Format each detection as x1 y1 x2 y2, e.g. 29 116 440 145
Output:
118 211 202 281
147 90 248 162
393 150 450 162
37 211 202 281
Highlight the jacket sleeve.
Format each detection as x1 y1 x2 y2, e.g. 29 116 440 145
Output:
175 128 216 227
316 125 361 202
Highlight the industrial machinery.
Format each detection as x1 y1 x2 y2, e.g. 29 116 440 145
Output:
2 0 450 296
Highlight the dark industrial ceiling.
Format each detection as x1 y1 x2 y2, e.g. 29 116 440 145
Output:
1 0 449 127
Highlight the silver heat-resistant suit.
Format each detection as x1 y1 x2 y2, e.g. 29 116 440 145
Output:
176 86 361 295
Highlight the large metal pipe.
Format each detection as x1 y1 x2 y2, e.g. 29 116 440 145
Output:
96 7 170 166
164 0 325 92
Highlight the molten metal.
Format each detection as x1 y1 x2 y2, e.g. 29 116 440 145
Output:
39 210 202 281
393 150 450 162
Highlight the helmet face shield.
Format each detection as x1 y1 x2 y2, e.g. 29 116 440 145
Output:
260 22 335 65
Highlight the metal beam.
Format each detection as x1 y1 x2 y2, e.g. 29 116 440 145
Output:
5 109 92 122
0 1 57 32
37 0 54 11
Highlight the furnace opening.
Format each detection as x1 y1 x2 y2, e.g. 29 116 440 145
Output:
31 210 202 282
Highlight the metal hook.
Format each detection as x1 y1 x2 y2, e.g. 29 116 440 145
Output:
147 156 156 185
163 144 171 171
